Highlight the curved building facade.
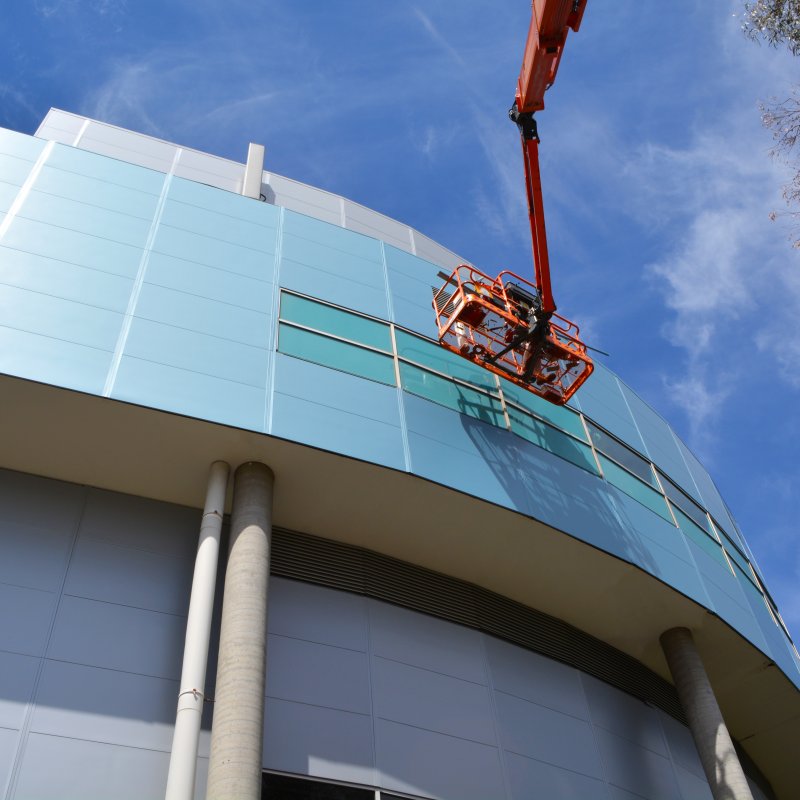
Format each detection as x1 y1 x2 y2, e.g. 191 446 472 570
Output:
0 109 797 799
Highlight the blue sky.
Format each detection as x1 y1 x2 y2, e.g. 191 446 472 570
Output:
2 1 799 637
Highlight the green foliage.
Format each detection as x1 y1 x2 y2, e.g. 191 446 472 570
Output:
743 0 800 55
743 1 800 246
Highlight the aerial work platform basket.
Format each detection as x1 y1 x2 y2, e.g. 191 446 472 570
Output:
432 266 593 406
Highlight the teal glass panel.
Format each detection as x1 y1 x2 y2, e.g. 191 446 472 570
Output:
279 323 395 386
502 379 588 441
672 506 728 567
659 472 710 531
400 362 505 426
395 329 496 391
280 293 391 352
586 420 655 485
599 455 673 522
507 406 597 473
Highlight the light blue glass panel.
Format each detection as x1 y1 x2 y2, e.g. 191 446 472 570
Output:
672 506 728 567
280 293 391 351
160 199 277 253
168 177 281 227
503 379 588 440
124 318 268 388
598 455 672 522
0 182 20 213
400 362 505 427
279 324 395 386
0 129 46 162
732 562 763 600
33 165 160 221
283 209 383 264
150 224 270 280
0 154 34 186
722 540 751 577
46 143 165 195
575 361 644 450
112 355 266 431
136 283 270 348
145 252 274 313
395 329 496 391
272 354 405 471
0 217 143 279
0 283 122 350
0 325 111 394
20 191 152 249
0 247 133 313
507 406 598 474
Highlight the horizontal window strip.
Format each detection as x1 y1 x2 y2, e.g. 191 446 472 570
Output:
586 420 656 486
507 405 599 474
502 378 588 441
395 328 497 391
672 505 728 567
599 455 673 522
280 291 392 352
278 323 396 386
732 561 763 599
659 473 710 532
400 362 506 428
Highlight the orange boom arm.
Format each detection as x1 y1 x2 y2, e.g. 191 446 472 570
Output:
432 1 593 406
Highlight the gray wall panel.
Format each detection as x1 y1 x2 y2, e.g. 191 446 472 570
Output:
675 766 714 800
505 750 611 800
372 656 495 745
375 718 506 800
13 733 170 800
79 489 198 558
582 674 668 756
485 636 589 720
0 520 73 593
369 600 486 684
0 652 38 729
0 727 19 799
267 577 368 652
65 537 191 616
48 595 184 680
265 634 371 715
263 697 374 788
0 584 54 657
30 660 176 751
494 690 603 778
594 727 681 800
658 710 706 780
0 469 84 533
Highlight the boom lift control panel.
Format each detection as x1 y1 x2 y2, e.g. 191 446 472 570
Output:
432 0 592 406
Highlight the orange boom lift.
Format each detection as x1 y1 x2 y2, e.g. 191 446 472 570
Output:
432 0 593 405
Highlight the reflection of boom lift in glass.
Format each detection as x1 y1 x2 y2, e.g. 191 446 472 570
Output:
432 0 593 406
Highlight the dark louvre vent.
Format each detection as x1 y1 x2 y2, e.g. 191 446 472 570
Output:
270 526 685 724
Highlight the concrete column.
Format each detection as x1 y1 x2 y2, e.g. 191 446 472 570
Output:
165 460 230 800
660 627 754 800
206 462 274 800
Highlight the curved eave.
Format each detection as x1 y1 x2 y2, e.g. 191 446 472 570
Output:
0 372 797 797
